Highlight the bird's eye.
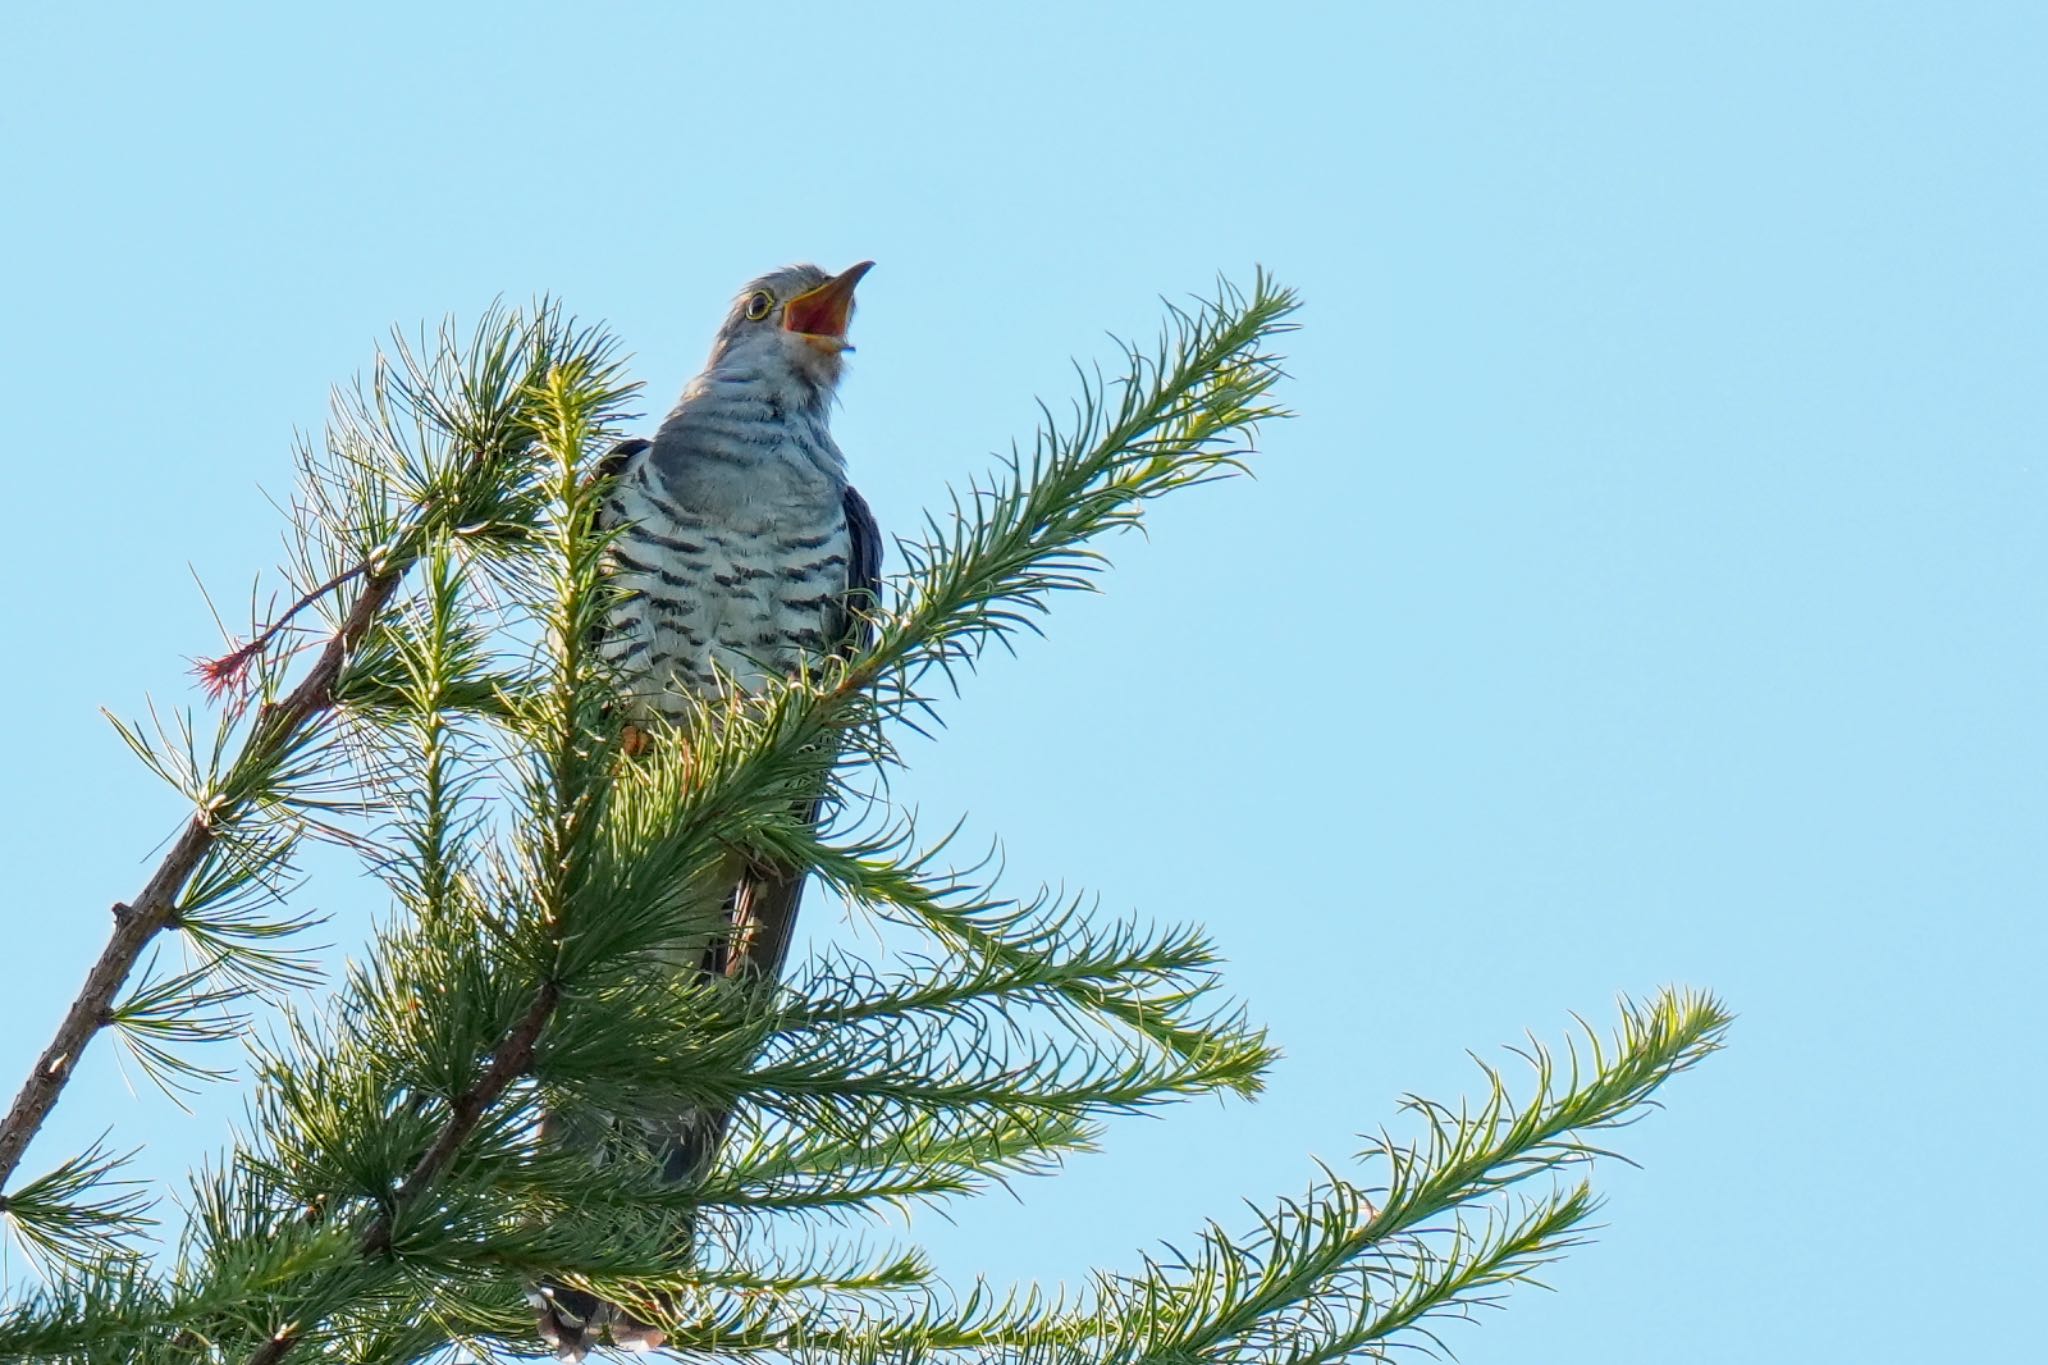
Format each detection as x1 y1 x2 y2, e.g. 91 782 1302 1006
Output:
744 290 774 321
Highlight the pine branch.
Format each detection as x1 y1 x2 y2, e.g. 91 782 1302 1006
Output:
1071 988 1732 1365
0 1137 153 1279
802 833 1267 1093
0 300 635 1266
0 560 404 1196
241 982 560 1365
228 340 628 1365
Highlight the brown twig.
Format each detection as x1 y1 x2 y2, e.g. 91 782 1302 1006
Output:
196 562 372 699
243 980 561 1365
0 563 405 1193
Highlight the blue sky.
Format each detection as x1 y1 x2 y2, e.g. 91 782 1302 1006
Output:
2 3 2043 1360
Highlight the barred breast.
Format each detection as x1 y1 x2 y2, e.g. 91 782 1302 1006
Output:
597 446 853 718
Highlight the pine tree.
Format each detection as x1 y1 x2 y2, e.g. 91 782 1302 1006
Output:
0 276 1728 1363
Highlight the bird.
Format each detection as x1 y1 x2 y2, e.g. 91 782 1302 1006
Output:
531 262 881 1359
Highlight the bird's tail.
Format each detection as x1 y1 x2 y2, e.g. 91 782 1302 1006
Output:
533 860 813 1359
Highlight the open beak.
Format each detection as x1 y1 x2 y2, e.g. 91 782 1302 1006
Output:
782 260 873 346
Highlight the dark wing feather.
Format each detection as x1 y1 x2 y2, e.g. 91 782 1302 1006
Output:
591 436 651 533
837 483 883 654
587 437 652 655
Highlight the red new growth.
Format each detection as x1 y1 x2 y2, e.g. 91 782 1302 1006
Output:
195 641 263 699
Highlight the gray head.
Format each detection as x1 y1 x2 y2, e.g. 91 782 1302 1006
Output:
702 261 874 393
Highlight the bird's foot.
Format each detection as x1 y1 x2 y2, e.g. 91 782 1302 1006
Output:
621 722 652 758
611 1315 670 1353
610 1289 677 1354
528 1282 605 1362
529 1280 675 1358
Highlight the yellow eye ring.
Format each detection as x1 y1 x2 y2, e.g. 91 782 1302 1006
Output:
743 290 774 321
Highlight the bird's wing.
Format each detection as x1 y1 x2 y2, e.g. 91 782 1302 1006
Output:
586 437 652 666
591 436 652 532
837 483 883 655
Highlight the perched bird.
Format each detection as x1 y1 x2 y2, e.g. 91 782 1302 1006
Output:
533 262 881 1358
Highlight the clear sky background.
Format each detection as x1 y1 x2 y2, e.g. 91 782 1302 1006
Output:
2 3 2042 1361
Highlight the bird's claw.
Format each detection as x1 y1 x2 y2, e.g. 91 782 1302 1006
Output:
611 1316 671 1353
529 1282 604 1362
621 722 652 758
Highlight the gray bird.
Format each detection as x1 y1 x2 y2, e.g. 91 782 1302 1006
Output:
533 262 880 1358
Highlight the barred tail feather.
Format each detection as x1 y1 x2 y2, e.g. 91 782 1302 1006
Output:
532 865 812 1354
